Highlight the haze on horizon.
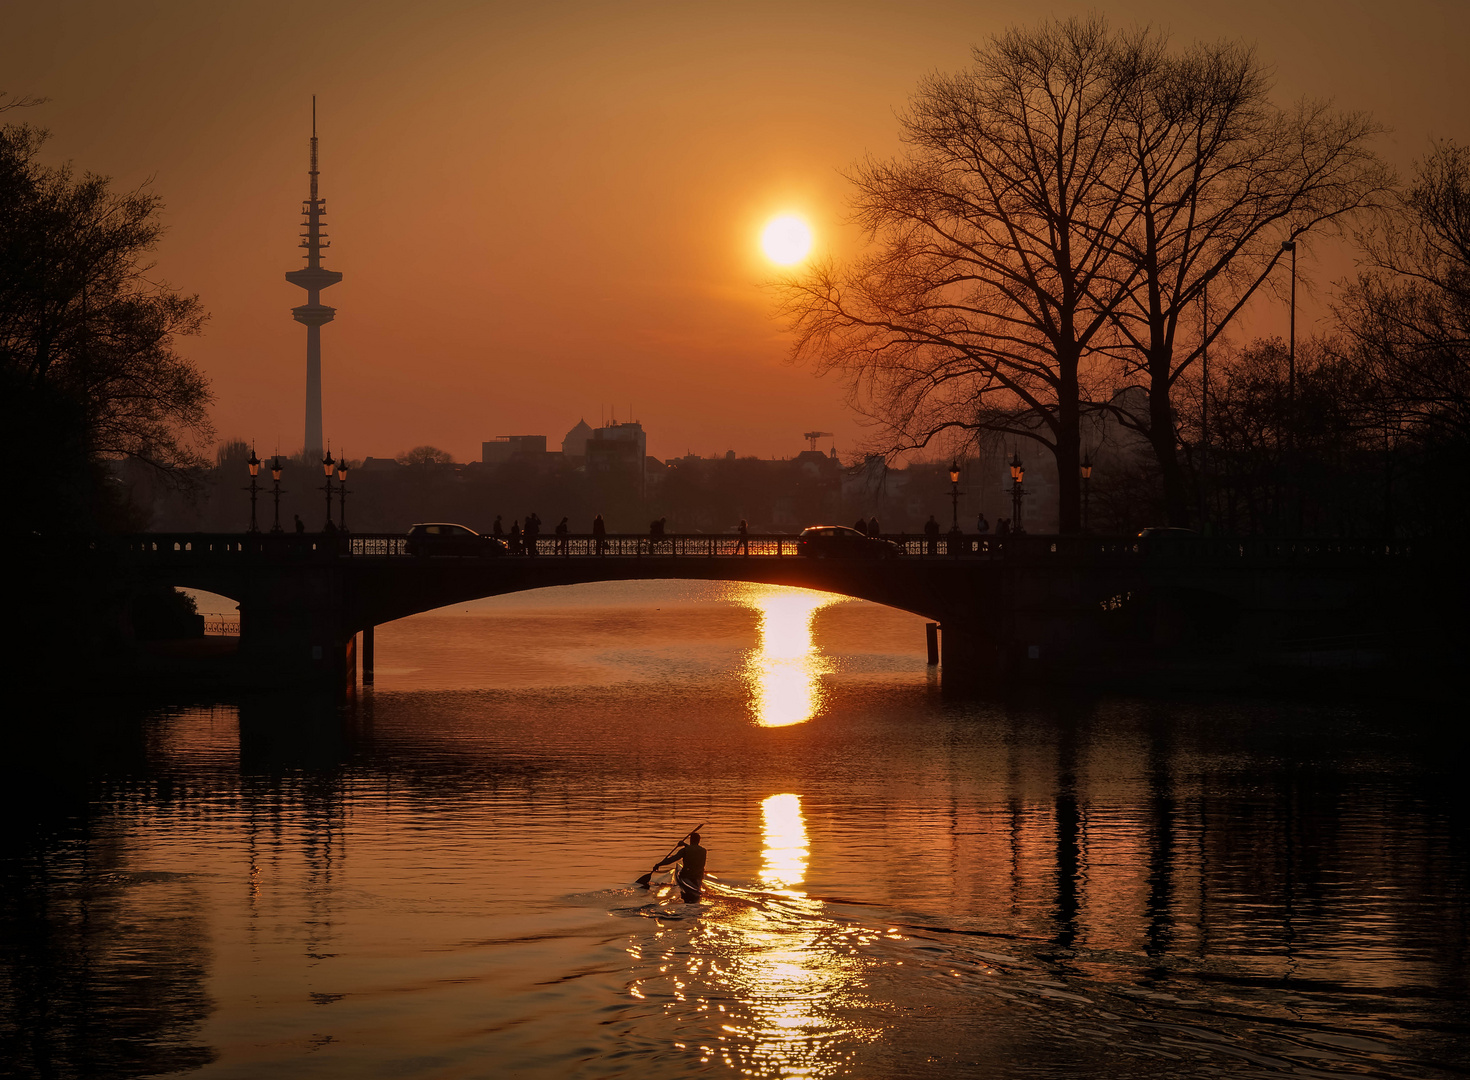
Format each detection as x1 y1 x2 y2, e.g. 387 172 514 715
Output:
5 0 1466 464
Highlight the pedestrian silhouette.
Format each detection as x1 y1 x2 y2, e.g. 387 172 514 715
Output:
854 517 867 533
924 514 940 555
976 513 990 534
866 516 880 537
294 514 305 534
492 515 504 538
555 516 569 555
737 518 749 556
592 513 607 555
509 519 522 554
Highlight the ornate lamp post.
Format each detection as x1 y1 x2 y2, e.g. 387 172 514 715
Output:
336 454 349 532
1080 454 1093 535
245 447 261 533
948 459 963 532
1009 452 1026 533
321 448 336 530
1281 239 1297 404
269 456 285 533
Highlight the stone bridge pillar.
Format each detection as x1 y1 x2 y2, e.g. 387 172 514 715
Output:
236 562 356 695
939 620 1011 693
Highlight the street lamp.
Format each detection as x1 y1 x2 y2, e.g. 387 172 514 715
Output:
269 456 285 533
1281 239 1297 404
321 448 336 531
245 446 261 533
1009 452 1026 533
336 454 349 532
948 459 963 532
1080 454 1093 534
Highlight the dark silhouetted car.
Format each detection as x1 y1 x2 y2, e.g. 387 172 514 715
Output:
1135 526 1199 555
797 525 901 560
406 523 507 557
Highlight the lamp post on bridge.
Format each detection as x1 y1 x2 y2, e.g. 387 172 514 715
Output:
269 456 285 533
948 459 964 533
336 455 350 532
1009 452 1026 533
245 446 261 533
321 448 336 531
1080 454 1093 535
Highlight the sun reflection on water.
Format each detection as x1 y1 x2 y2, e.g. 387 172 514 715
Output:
678 793 880 1076
760 793 809 891
736 586 842 728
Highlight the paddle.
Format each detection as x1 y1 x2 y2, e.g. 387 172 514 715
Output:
634 823 704 889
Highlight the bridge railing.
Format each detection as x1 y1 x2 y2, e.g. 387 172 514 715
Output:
99 531 1426 564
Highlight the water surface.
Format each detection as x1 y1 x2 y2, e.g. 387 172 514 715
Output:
3 581 1466 1077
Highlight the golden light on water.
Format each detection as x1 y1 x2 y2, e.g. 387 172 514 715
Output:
760 793 809 891
737 587 841 727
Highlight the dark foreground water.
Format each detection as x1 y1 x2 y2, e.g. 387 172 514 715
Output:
2 582 1467 1078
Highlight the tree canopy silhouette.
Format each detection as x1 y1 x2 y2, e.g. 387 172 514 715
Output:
779 18 1387 531
1 106 211 529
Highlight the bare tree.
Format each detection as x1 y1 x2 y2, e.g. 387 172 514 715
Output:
779 17 1151 533
1338 140 1470 439
397 445 455 466
1103 40 1390 525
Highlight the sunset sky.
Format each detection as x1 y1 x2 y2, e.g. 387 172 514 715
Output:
6 1 1467 464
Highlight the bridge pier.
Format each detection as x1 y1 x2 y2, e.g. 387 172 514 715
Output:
362 625 374 685
938 621 1011 693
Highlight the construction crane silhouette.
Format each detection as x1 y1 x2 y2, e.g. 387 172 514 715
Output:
803 430 835 451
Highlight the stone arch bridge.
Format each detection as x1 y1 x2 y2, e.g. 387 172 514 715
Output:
101 531 1444 695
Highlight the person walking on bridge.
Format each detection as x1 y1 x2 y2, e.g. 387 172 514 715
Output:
555 516 569 555
924 514 941 555
592 514 607 555
651 831 708 903
737 519 749 556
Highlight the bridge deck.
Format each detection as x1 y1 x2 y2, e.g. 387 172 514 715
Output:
108 532 1422 566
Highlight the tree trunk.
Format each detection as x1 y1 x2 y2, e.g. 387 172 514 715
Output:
1056 360 1083 533
1149 363 1190 526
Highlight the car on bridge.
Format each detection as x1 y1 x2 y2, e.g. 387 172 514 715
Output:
406 523 508 558
797 525 901 560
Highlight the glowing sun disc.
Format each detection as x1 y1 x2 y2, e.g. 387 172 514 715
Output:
761 215 813 265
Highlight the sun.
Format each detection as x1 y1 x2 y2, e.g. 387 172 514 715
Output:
761 215 813 265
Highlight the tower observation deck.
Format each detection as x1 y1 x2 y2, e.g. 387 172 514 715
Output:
285 97 342 459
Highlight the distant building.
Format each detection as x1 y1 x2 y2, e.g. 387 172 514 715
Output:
482 435 548 465
562 419 593 460
357 456 403 473
586 421 648 497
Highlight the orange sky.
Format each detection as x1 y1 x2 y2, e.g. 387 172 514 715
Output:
6 1 1468 464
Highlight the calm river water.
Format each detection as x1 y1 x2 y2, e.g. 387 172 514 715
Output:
2 581 1467 1078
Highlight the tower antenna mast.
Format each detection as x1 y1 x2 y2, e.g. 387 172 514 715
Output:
286 95 343 458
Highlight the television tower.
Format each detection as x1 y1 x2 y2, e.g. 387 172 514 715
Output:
285 97 342 459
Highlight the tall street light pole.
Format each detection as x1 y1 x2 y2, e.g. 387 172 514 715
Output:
1080 454 1092 535
270 456 285 533
948 460 963 532
1282 239 1297 405
1009 452 1026 533
321 448 336 531
245 446 261 533
336 455 349 532
1282 238 1299 535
